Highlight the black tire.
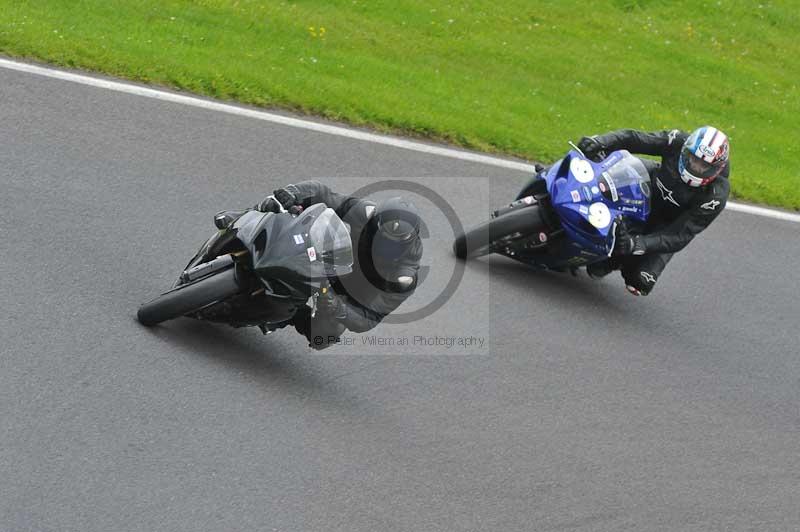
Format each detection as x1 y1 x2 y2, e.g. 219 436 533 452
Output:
453 205 546 260
137 267 241 326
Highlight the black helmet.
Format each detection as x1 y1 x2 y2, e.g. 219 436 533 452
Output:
370 197 420 260
375 197 420 240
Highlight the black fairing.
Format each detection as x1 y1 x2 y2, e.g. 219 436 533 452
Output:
190 204 353 327
235 204 353 290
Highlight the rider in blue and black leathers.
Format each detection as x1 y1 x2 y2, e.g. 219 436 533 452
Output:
575 127 731 296
257 181 422 348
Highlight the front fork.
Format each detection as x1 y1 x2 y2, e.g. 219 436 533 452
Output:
494 191 564 253
179 253 235 284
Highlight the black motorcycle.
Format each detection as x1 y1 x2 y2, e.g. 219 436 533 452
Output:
136 202 353 332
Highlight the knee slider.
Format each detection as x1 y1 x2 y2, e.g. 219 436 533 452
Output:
624 270 657 296
626 285 650 296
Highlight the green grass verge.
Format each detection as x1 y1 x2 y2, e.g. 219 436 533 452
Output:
1 0 798 209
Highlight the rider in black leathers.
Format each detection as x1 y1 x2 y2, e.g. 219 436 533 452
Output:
576 127 730 295
256 181 423 348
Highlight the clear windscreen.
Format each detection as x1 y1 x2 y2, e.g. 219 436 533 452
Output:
597 153 651 206
306 207 354 274
254 204 354 280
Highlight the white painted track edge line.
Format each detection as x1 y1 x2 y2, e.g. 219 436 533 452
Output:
724 202 800 222
2 57 798 223
0 57 534 172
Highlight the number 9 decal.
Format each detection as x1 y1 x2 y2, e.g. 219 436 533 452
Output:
587 202 611 229
570 158 595 184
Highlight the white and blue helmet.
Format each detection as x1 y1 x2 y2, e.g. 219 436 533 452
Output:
679 126 730 187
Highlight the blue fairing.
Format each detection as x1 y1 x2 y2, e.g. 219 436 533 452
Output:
543 150 651 258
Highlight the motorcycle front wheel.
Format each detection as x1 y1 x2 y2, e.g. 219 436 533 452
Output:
453 205 546 260
137 267 241 326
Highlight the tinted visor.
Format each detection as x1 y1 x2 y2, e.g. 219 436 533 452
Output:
379 219 416 241
681 147 719 179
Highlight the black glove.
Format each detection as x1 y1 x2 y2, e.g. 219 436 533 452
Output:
273 187 298 210
577 136 605 162
613 220 646 256
255 196 282 212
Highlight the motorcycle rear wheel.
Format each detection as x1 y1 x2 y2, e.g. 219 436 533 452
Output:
137 267 241 326
453 205 546 260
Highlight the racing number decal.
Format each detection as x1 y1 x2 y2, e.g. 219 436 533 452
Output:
570 158 595 184
587 202 611 229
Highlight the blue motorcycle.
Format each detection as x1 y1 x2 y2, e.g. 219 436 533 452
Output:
453 148 651 270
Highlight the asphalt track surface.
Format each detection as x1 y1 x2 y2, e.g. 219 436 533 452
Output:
2 64 800 532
